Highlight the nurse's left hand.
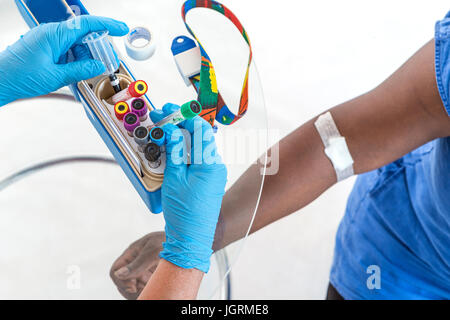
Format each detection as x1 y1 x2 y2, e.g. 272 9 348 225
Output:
0 15 129 106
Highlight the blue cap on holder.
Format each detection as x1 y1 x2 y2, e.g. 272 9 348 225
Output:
150 127 165 146
171 36 201 86
171 36 197 55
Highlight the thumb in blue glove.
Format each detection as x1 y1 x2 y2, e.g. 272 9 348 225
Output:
151 103 227 273
0 15 129 106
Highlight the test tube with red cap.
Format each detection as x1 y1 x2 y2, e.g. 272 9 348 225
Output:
111 80 148 104
114 101 129 121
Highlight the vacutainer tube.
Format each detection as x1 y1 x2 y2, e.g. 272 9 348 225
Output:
154 100 202 127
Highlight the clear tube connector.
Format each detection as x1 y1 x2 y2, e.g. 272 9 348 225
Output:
83 31 122 93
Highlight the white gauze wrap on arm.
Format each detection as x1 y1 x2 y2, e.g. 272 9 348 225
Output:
314 111 354 181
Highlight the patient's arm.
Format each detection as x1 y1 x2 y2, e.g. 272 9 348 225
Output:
213 39 450 250
111 40 450 299
138 259 203 300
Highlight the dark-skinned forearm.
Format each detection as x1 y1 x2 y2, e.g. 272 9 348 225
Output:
138 259 203 300
213 117 336 251
213 40 450 251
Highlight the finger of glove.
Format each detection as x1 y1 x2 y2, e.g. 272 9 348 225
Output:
71 43 91 61
163 123 188 171
56 16 129 58
182 117 221 167
56 44 89 67
59 59 105 85
150 103 180 124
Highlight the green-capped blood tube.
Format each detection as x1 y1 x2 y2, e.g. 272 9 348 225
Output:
155 100 202 127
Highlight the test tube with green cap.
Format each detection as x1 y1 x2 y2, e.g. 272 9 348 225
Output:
154 100 202 127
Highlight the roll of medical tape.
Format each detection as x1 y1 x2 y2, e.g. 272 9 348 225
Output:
124 27 156 61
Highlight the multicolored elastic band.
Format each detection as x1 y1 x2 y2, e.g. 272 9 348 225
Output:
181 0 252 126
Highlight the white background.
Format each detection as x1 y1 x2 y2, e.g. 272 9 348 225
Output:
0 0 448 299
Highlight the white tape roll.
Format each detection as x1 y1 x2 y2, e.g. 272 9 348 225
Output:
124 27 156 61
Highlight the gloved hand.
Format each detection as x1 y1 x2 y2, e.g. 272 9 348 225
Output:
0 15 129 106
150 103 227 273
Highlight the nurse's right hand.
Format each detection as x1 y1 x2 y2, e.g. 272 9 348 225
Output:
0 15 129 106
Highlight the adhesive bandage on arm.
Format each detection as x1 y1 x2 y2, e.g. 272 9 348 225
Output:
314 112 354 181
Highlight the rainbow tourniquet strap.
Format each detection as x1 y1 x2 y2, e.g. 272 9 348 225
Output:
181 0 252 126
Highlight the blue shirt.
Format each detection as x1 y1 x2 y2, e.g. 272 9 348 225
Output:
330 12 450 300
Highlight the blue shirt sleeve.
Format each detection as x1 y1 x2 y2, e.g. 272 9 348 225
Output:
435 11 450 117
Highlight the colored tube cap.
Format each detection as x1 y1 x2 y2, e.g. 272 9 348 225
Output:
128 80 148 97
150 127 165 146
144 143 161 162
114 101 129 120
133 126 149 145
180 100 202 120
123 112 140 132
131 98 148 118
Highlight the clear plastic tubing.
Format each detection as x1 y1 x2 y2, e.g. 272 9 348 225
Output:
83 31 122 93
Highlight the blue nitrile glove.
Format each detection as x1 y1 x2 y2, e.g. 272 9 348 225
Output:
0 15 129 106
150 103 227 273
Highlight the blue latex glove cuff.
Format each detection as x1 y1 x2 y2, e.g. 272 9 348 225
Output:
160 234 214 273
